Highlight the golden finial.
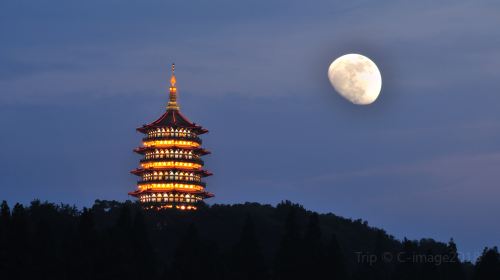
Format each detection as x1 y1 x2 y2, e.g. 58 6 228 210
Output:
170 63 176 87
167 63 179 110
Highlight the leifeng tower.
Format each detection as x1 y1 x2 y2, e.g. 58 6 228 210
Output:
129 64 213 210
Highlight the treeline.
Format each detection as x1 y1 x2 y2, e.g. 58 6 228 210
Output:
0 199 499 279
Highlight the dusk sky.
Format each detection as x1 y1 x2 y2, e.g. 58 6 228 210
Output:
1 0 499 258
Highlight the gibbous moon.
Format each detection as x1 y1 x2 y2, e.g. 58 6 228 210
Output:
328 54 382 105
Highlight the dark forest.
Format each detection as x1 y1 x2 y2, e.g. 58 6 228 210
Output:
0 200 498 280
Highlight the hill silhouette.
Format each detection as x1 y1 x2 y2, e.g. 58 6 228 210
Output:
0 199 498 279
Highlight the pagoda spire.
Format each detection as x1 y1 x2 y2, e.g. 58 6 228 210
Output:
167 63 179 110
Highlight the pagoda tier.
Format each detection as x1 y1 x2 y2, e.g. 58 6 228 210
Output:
131 168 213 177
134 146 211 156
129 64 213 210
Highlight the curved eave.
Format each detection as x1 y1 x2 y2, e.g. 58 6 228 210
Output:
138 126 208 135
134 146 211 155
128 189 214 198
137 180 206 187
140 157 204 165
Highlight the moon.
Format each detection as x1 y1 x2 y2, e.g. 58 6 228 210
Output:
328 54 382 105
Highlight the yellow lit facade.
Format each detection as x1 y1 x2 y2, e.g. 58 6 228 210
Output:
140 161 201 169
142 139 200 148
129 64 213 210
147 127 197 138
137 183 204 192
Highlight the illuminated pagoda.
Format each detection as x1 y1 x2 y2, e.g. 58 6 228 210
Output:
129 64 213 210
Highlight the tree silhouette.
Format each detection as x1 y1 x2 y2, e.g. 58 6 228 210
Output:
0 199 492 280
302 213 328 278
130 210 156 279
326 233 347 279
229 214 268 280
475 247 500 280
10 203 29 279
72 207 97 279
95 205 137 279
392 238 419 280
274 207 304 280
442 238 465 280
0 201 9 227
420 248 439 280
169 222 224 280
0 201 10 274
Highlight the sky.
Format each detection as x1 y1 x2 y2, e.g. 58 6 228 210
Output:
1 0 499 258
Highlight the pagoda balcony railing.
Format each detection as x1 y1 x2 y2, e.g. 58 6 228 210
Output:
143 135 202 144
147 131 197 138
143 153 202 161
140 156 204 165
137 179 206 187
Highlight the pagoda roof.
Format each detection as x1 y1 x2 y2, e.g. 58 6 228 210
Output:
137 109 208 134
134 146 211 155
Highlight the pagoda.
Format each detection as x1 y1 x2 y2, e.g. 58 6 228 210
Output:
129 64 213 210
